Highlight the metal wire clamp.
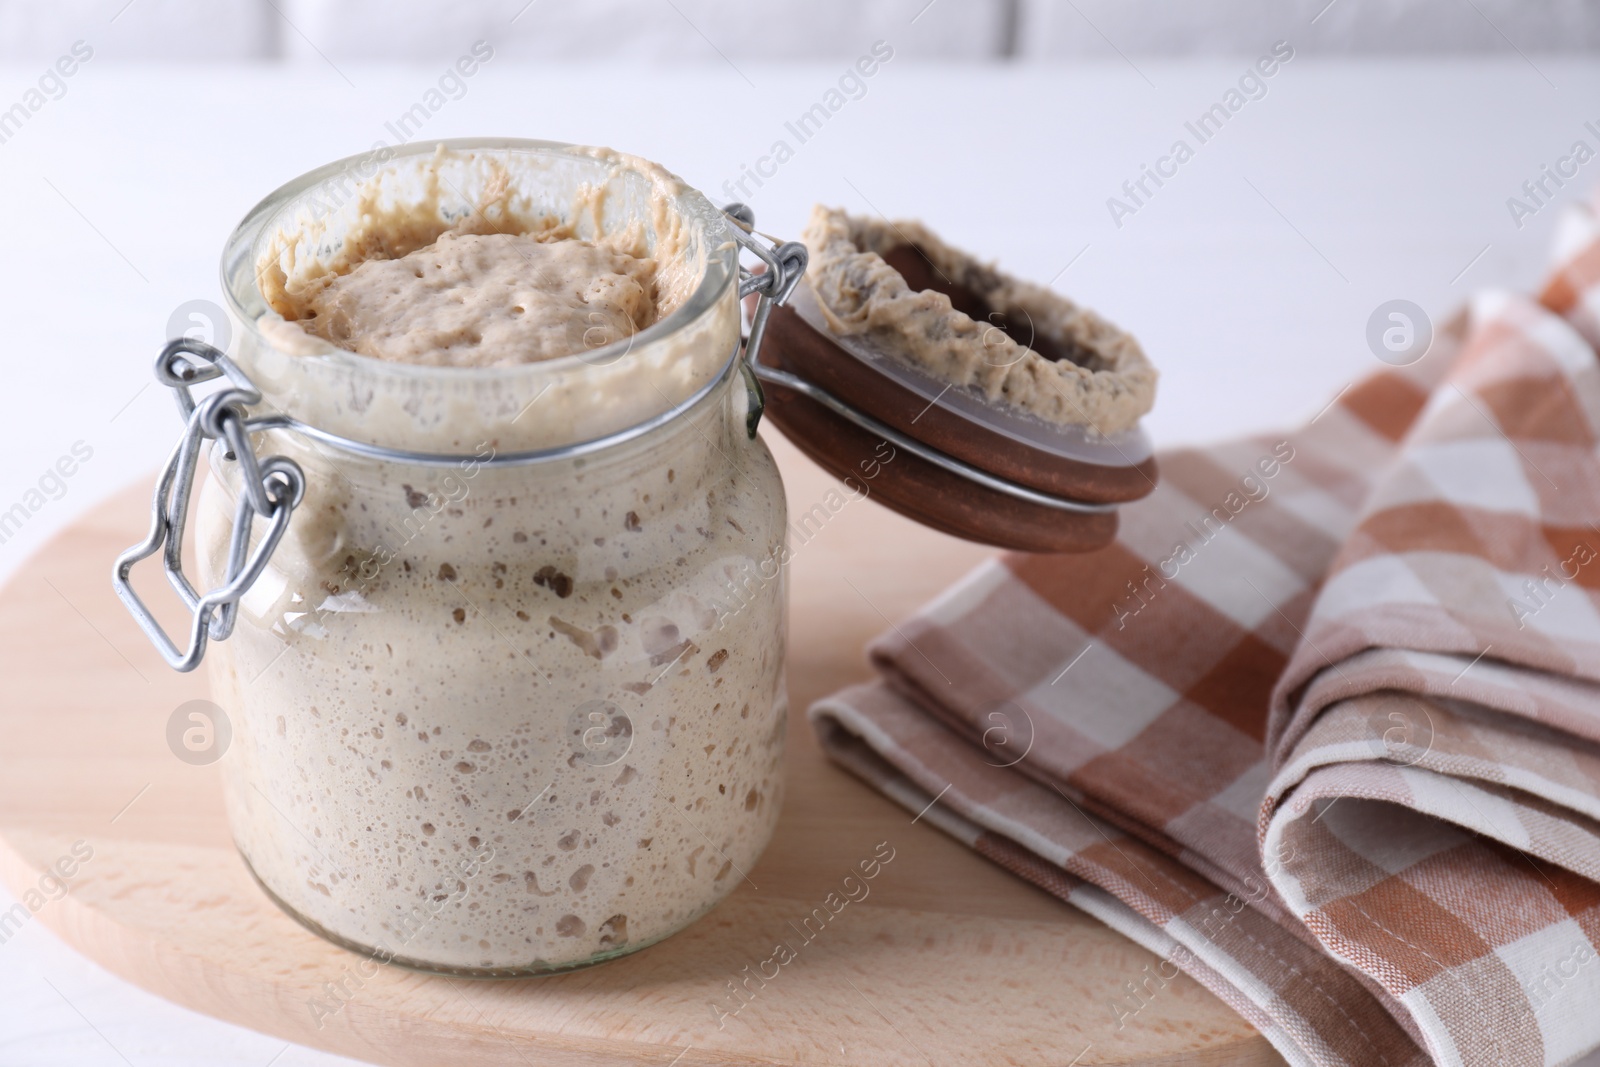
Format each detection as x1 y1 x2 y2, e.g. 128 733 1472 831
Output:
722 201 808 436
112 338 307 672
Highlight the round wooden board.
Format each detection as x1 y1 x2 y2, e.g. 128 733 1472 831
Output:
0 433 1281 1067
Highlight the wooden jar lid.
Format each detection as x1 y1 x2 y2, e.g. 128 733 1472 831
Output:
752 276 1158 554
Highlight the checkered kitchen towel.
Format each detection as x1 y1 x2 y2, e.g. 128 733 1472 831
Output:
811 195 1600 1067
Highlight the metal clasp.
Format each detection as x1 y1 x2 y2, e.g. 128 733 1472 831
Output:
722 203 807 438
112 339 305 673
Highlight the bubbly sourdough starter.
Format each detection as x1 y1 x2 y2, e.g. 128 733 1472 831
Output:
204 146 786 974
257 143 704 373
297 232 660 366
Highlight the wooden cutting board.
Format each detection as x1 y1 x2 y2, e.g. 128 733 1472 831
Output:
0 433 1280 1067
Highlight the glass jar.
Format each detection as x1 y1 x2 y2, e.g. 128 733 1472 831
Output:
184 140 790 975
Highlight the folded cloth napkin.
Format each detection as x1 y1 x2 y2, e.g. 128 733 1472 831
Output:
811 195 1600 1067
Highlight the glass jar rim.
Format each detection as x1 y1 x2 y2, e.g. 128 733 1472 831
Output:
218 137 739 386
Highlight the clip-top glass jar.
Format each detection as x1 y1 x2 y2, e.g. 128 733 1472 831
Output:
115 139 805 975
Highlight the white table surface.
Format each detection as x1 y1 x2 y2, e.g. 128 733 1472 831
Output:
2 55 1600 1066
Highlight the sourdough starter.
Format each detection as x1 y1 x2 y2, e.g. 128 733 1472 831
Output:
296 232 660 367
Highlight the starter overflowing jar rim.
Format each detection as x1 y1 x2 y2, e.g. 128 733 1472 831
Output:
221 136 741 387
211 137 758 470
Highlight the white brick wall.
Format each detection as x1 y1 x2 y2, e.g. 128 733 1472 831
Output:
273 0 1010 62
1015 0 1600 57
0 0 1596 61
0 0 275 60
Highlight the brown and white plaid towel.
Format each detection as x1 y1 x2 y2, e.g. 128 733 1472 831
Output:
811 194 1600 1067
